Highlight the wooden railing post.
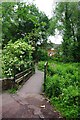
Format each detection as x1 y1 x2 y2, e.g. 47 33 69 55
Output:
44 61 48 92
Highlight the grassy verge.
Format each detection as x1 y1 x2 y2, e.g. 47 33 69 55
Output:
7 87 18 94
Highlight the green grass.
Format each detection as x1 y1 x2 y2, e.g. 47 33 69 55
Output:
7 88 17 94
7 86 18 94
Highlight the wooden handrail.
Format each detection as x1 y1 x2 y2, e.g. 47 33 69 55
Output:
2 61 35 90
15 68 32 79
14 61 35 84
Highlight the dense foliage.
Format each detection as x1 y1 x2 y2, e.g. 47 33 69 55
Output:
2 2 50 62
50 2 80 62
1 1 80 118
37 61 45 71
36 48 49 62
1 2 51 78
2 2 49 46
38 61 79 118
2 39 33 78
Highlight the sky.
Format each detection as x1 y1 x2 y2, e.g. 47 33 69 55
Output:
33 0 54 18
22 0 63 44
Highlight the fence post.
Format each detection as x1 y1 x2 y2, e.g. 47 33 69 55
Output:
44 62 48 92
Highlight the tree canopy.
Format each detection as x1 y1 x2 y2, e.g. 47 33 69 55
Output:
2 2 49 48
50 2 80 62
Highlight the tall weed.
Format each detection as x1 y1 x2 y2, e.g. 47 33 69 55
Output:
43 62 79 118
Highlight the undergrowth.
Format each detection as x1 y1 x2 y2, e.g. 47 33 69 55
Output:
38 61 79 119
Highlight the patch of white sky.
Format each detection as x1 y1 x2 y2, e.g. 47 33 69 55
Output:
21 0 63 44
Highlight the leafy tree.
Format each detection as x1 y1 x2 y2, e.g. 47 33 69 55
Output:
2 2 50 62
35 47 49 62
51 2 80 62
2 2 16 46
48 17 57 36
2 2 49 48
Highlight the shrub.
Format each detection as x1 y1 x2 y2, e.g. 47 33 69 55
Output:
37 61 45 71
44 62 79 118
2 39 33 78
37 48 49 61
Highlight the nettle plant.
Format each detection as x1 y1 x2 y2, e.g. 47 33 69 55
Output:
2 39 33 78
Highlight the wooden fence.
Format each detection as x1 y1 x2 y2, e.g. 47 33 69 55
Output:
1 61 35 91
14 62 35 84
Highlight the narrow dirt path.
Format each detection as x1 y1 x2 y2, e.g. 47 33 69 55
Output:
1 69 65 119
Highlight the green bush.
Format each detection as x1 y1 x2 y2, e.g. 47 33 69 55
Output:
2 39 33 78
35 48 49 62
37 61 45 71
44 62 79 118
